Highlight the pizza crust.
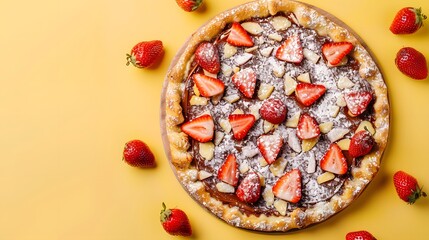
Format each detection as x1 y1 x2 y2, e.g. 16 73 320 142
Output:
162 0 389 232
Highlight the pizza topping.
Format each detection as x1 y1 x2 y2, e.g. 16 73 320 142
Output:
275 35 304 63
344 91 373 116
295 82 326 107
259 98 287 124
322 42 354 66
217 154 239 186
195 42 221 74
349 130 375 158
236 171 262 203
181 114 214 143
232 68 257 98
320 143 348 175
257 134 283 164
192 73 225 97
227 22 254 47
272 169 302 203
228 114 256 140
296 113 320 140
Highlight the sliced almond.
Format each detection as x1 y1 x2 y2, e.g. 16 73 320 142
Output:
233 66 240 73
199 142 214 160
271 16 292 31
259 157 268 167
235 53 253 66
284 74 297 95
306 152 316 174
203 69 218 79
336 94 347 107
211 93 223 105
263 120 275 133
274 199 288 216
263 187 275 206
327 128 349 143
330 105 340 118
245 46 259 53
337 76 355 89
223 94 241 103
317 172 336 184
198 170 213 180
216 182 235 193
221 63 233 77
303 48 321 64
288 132 302 153
272 63 286 78
319 122 334 134
268 33 283 42
193 84 200 96
337 138 351 150
258 83 275 100
232 109 244 115
297 72 311 83
269 157 288 177
241 22 264 35
242 144 259 158
302 137 319 152
286 111 301 128
258 173 266 187
239 162 250 174
223 43 237 59
249 104 261 120
214 131 225 146
219 119 232 133
190 95 208 106
260 47 274 57
356 120 376 135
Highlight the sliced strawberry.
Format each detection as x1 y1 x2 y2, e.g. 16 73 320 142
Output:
257 134 283 164
181 114 214 143
259 98 287 124
344 91 373 116
320 143 348 175
322 42 354 66
226 22 254 47
275 35 304 63
192 73 225 97
295 82 326 107
296 113 320 140
236 171 261 203
272 169 302 203
232 68 256 98
195 42 220 74
229 114 256 140
217 154 239 186
349 130 375 158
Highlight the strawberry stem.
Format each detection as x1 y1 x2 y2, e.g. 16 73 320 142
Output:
160 202 171 222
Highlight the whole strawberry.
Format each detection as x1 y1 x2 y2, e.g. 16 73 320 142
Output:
390 7 427 34
393 171 427 204
122 140 155 168
395 47 428 80
345 230 376 240
349 130 375 158
126 40 164 68
176 0 203 12
160 203 192 236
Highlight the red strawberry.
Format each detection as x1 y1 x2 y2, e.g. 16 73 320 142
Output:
175 0 203 12
195 42 220 74
236 171 261 203
126 40 164 68
160 203 192 236
272 169 302 203
393 171 427 204
229 114 256 140
275 35 304 63
322 42 354 66
218 154 239 186
320 143 348 175
344 91 373 116
390 7 427 34
181 114 214 143
259 98 287 124
345 230 376 240
395 47 428 80
349 130 375 158
122 140 156 168
296 113 320 140
295 83 326 107
192 73 225 97
257 134 283 164
226 22 254 47
232 68 257 98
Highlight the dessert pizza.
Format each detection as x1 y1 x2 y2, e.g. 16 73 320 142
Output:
162 0 389 232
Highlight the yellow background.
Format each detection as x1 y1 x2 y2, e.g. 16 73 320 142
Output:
1 0 428 239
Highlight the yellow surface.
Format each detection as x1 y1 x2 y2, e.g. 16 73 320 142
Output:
1 0 428 239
